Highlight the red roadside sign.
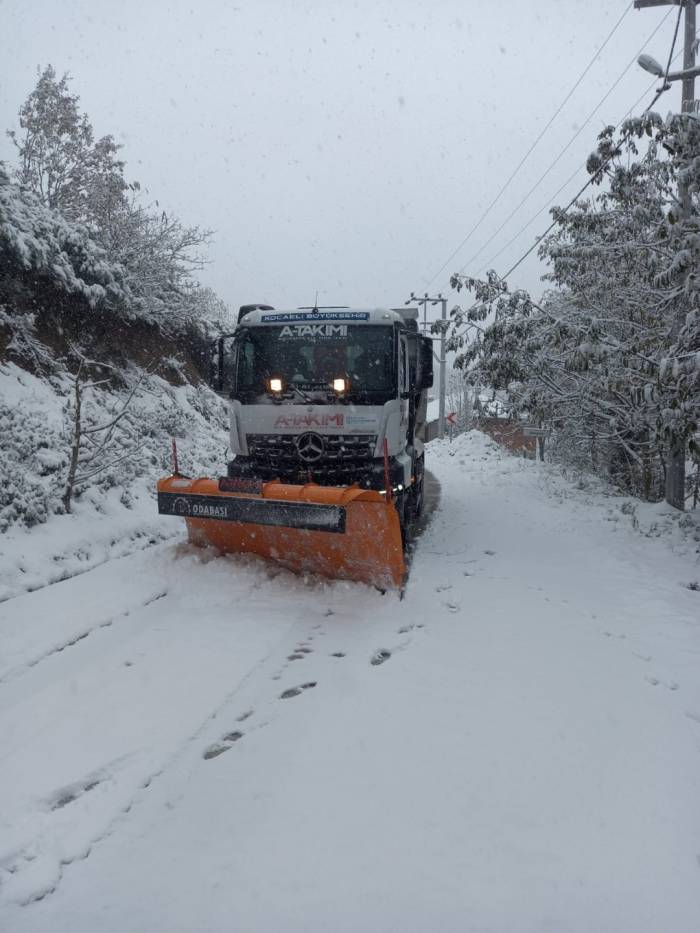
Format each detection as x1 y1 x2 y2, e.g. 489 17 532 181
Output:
446 412 457 426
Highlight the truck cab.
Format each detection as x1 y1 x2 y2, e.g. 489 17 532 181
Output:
211 305 433 535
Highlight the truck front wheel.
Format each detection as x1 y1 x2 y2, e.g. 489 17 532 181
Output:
396 484 420 553
412 456 425 519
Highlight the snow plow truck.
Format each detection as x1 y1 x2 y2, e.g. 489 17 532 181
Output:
157 304 433 588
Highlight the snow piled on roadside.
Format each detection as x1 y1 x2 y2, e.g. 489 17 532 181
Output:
536 444 700 564
0 361 230 601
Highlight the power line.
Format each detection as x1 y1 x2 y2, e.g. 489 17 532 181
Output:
622 65 669 120
644 0 684 112
479 17 685 287
441 30 687 342
458 6 674 278
475 162 586 277
477 32 691 278
421 2 633 290
446 85 660 338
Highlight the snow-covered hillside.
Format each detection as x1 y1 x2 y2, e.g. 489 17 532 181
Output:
1 431 699 932
0 360 230 600
1 149 233 588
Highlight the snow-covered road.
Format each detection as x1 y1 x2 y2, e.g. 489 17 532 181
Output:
2 432 699 932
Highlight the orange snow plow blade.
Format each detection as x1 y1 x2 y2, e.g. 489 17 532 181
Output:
157 475 406 589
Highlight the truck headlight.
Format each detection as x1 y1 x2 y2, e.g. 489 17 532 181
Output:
268 377 284 393
332 377 347 393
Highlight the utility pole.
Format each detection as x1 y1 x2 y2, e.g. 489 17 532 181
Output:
682 0 697 114
407 292 448 438
438 296 447 440
635 0 697 510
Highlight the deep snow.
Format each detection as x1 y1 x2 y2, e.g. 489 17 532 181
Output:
0 360 229 601
1 431 699 932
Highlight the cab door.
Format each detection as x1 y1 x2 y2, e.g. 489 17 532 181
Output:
399 334 410 432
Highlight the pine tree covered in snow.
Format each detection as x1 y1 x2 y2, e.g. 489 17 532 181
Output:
5 66 224 339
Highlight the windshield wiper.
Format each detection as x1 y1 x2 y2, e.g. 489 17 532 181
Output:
289 385 314 404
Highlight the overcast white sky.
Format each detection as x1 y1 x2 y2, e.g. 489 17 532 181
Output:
0 0 686 322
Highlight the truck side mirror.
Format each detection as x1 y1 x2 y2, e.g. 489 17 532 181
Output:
209 337 223 392
209 333 238 396
419 336 434 390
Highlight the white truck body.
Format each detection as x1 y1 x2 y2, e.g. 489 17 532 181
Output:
214 305 432 517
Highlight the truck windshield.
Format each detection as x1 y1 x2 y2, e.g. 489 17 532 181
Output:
233 324 395 403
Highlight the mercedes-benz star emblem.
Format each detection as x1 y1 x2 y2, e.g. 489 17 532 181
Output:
296 432 325 463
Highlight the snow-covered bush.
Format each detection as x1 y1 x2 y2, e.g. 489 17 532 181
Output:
0 400 66 531
0 360 229 532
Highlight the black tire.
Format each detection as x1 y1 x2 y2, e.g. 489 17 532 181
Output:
395 491 412 553
412 456 425 519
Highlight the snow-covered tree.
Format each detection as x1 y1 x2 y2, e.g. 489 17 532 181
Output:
444 113 699 504
1 72 234 533
7 65 131 230
5 69 228 340
98 197 215 333
0 162 128 312
446 369 473 431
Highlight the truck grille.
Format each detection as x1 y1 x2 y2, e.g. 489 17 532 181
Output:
247 434 377 485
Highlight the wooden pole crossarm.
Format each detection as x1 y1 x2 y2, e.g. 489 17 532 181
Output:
634 0 698 9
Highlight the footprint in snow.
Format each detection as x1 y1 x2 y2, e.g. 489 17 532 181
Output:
287 645 313 661
331 651 346 658
645 676 680 691
484 550 496 556
203 730 244 760
51 777 102 810
371 649 391 666
279 682 317 699
223 730 244 742
203 744 230 760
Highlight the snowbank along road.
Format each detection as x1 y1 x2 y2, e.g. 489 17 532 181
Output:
1 431 699 933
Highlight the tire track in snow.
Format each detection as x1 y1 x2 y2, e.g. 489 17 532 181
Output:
0 526 178 605
4 600 325 908
0 591 168 687
3 467 438 910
